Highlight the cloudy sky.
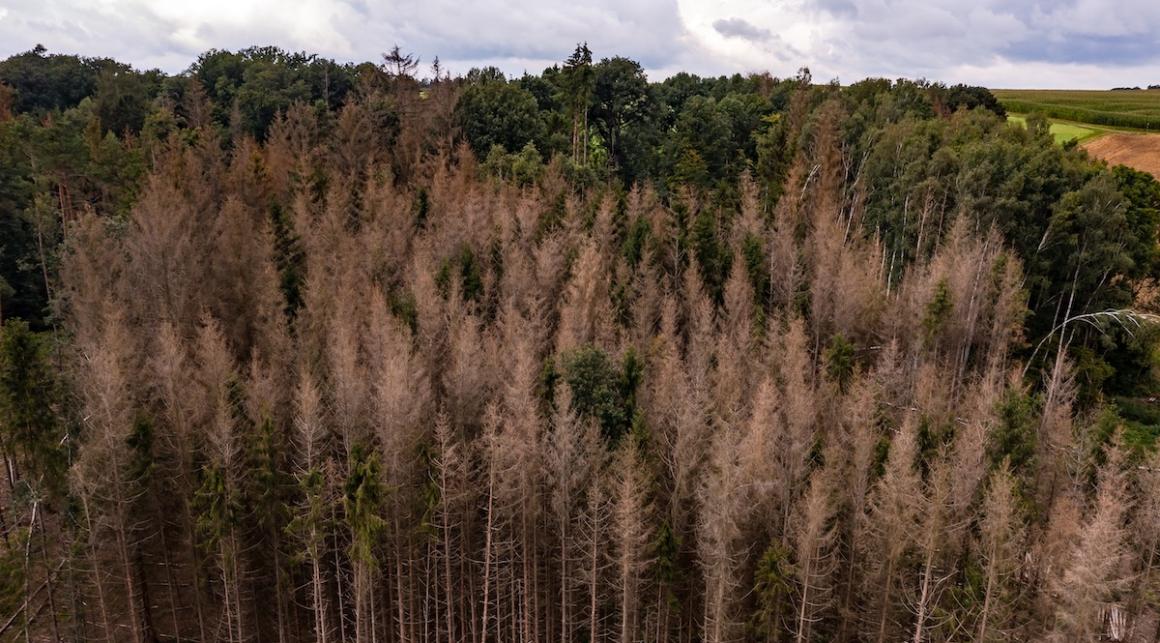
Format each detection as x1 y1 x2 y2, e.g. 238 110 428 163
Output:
1 0 1158 88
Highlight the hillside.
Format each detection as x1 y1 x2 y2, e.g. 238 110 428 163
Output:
2 47 1160 642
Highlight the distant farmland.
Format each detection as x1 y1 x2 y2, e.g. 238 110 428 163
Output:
997 89 1160 178
993 88 1160 131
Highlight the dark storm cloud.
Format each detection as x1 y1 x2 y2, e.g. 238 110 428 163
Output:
822 0 1160 69
809 0 857 18
1002 34 1160 66
712 17 771 42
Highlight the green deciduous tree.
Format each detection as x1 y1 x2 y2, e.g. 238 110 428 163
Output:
456 79 544 157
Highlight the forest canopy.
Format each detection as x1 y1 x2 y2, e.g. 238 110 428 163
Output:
2 43 1160 642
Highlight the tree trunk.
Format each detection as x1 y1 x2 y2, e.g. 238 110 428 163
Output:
309 530 330 643
911 546 935 643
395 517 409 643
34 509 61 642
976 550 996 643
795 556 813 643
560 516 570 643
442 506 455 643
875 557 896 643
80 495 113 641
333 505 349 643
112 501 145 643
589 529 599 643
480 470 495 643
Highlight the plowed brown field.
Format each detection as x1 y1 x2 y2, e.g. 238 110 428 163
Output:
1083 133 1160 177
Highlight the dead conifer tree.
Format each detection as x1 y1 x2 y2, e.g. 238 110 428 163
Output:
499 318 546 643
578 467 611 643
775 317 817 534
863 416 922 643
682 260 716 378
1037 355 1076 510
558 240 607 354
1049 437 1133 641
909 455 954 643
478 405 502 643
445 308 492 431
611 440 652 643
431 410 471 643
738 376 784 529
974 463 1025 642
834 375 881 640
371 295 430 643
698 424 746 643
546 385 589 643
72 307 147 643
1130 449 1160 640
153 321 210 641
791 466 839 643
194 315 249 643
291 367 332 643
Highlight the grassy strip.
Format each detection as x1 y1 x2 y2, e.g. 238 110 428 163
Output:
1007 114 1106 145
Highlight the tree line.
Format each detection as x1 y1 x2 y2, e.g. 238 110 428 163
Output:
1 43 1160 642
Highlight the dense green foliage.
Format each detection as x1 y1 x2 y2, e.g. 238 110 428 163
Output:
0 45 119 114
457 78 544 155
192 46 359 139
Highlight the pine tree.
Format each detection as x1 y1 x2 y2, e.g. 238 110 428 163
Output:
546 385 588 643
611 440 652 643
974 463 1024 642
864 417 922 643
72 306 148 643
1050 438 1133 641
1131 449 1160 641
344 444 384 643
791 467 839 643
834 375 881 640
562 43 594 164
290 367 332 643
193 315 248 643
909 456 953 643
698 425 745 643
776 317 817 535
431 411 471 643
558 240 606 354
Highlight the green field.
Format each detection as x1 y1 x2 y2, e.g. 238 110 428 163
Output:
1006 113 1105 144
994 89 1160 131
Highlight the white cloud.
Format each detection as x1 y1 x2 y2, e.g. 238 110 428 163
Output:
675 0 1160 86
0 0 1158 87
